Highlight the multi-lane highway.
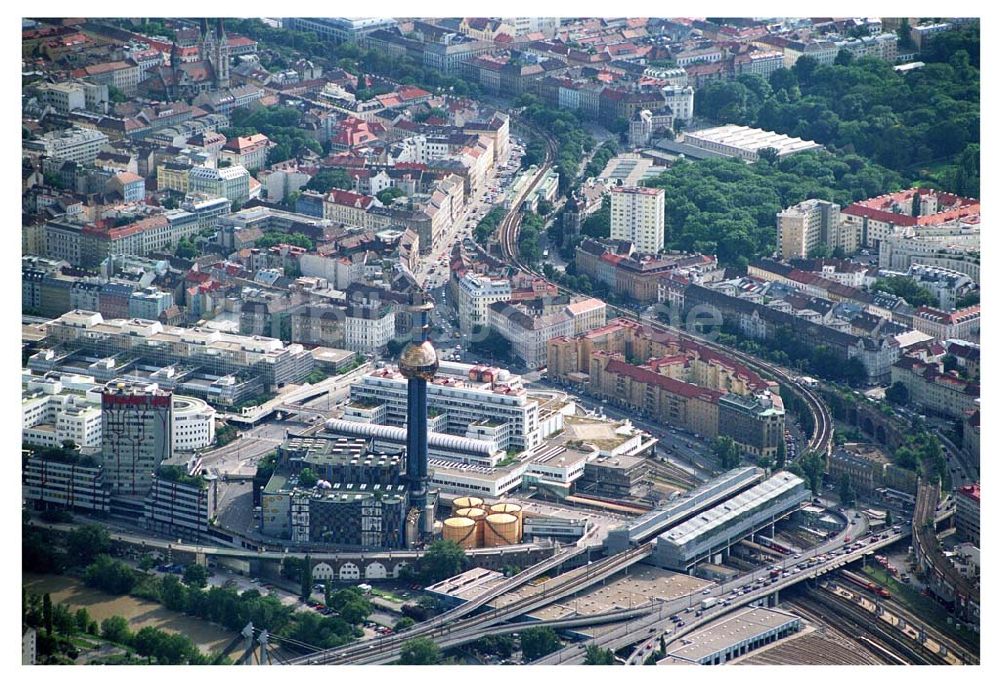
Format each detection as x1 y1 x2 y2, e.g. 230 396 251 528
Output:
283 542 650 664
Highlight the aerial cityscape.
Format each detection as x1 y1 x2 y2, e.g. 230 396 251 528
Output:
20 14 981 667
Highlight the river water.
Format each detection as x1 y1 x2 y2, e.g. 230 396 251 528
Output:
23 573 233 654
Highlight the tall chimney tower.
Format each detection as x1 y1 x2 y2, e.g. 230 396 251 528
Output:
397 292 438 535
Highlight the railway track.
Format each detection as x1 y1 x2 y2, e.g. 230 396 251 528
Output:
789 587 940 665
833 571 978 664
495 122 832 460
286 542 651 664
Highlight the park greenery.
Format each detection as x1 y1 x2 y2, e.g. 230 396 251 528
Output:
222 106 322 165
305 168 353 194
23 588 225 665
255 230 314 251
694 36 980 197
871 275 938 307
515 93 595 194
644 153 902 266
517 212 546 265
21 521 369 654
714 322 867 386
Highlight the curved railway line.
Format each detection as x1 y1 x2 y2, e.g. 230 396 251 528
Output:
283 119 834 666
497 126 832 459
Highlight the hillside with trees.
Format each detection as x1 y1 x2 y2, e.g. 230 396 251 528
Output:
644 152 902 265
695 27 980 197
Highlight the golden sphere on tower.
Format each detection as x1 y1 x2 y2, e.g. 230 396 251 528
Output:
399 340 439 381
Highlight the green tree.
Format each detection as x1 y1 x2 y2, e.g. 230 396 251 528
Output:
884 509 893 526
885 381 909 405
757 146 779 164
400 637 441 665
897 19 916 50
520 626 561 661
305 168 353 194
712 436 741 469
584 644 616 664
834 49 854 67
376 186 406 205
340 599 372 625
161 575 189 611
138 554 157 572
298 467 319 487
255 230 313 250
324 579 333 608
108 85 127 103
74 608 92 634
66 525 110 566
417 540 468 584
394 616 416 633
100 616 132 645
798 452 825 494
838 472 856 507
42 593 53 636
300 555 312 601
84 555 137 595
474 634 515 657
175 237 198 259
183 563 209 589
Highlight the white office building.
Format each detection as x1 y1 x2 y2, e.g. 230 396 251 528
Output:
344 304 396 354
189 165 251 204
26 127 109 164
661 85 695 122
350 361 541 451
457 272 513 333
682 125 823 161
21 376 102 449
172 396 216 451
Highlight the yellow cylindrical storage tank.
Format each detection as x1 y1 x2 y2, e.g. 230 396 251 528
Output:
442 517 479 549
453 496 484 511
489 503 522 537
483 513 520 547
455 507 487 546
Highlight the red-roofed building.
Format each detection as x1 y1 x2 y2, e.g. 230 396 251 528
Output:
323 188 378 228
591 352 723 438
221 133 270 171
842 188 981 250
910 305 980 342
330 117 381 152
890 353 979 418
72 60 141 96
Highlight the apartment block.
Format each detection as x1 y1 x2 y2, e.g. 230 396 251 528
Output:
776 199 853 259
610 185 666 255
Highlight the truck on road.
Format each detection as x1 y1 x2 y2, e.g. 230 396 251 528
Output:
700 596 718 609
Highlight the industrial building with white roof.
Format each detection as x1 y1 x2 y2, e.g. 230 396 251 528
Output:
652 471 810 571
682 125 823 161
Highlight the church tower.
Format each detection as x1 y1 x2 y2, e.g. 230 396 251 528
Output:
214 18 231 90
